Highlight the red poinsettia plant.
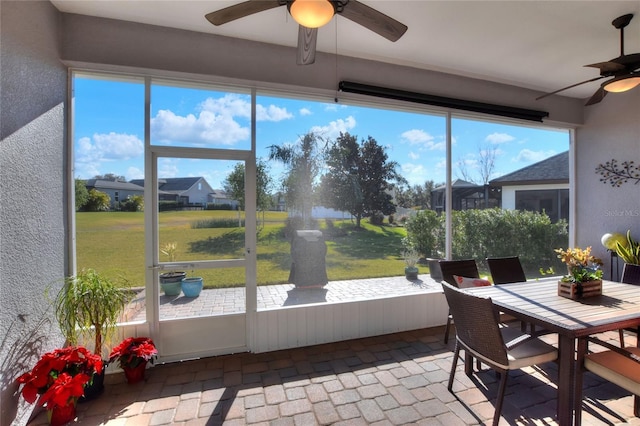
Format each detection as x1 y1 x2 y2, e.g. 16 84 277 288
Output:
109 337 157 369
16 346 103 409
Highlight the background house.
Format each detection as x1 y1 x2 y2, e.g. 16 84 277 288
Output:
84 179 144 209
490 151 569 223
431 179 501 213
129 177 237 207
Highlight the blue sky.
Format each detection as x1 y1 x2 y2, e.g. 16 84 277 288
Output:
73 76 569 189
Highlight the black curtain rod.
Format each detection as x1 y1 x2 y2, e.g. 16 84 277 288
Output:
338 81 549 123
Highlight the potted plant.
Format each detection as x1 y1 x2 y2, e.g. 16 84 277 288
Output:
108 337 157 384
53 268 129 400
16 346 102 426
403 247 420 280
615 230 640 283
555 246 603 299
159 242 186 296
181 274 203 298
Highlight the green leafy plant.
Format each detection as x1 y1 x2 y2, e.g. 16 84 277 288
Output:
54 269 129 357
616 230 640 265
402 248 420 268
555 247 603 283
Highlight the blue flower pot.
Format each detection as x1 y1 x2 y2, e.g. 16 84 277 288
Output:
181 277 203 297
160 272 185 296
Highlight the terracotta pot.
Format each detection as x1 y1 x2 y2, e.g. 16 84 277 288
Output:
123 362 147 384
47 402 76 426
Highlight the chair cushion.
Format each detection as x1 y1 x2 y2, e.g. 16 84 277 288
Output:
585 347 640 395
453 275 492 289
506 338 557 370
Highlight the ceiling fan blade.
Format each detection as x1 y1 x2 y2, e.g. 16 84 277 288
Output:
585 87 607 106
585 61 626 74
339 0 407 42
205 0 282 26
297 26 317 65
535 76 606 100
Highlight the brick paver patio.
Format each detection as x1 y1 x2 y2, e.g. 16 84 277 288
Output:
25 327 640 425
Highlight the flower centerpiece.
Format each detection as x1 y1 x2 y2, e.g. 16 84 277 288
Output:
555 246 604 299
108 337 157 384
16 346 103 426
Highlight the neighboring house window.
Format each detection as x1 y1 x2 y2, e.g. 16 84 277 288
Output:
198 182 202 190
515 189 569 223
114 191 119 202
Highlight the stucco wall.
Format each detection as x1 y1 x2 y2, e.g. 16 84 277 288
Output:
575 89 640 279
0 2 67 425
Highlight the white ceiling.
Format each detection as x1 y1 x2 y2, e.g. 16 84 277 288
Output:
51 0 640 100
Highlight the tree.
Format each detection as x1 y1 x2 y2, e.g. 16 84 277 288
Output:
75 179 89 211
269 132 325 228
223 160 273 211
456 144 497 185
396 180 436 209
93 173 126 182
320 132 403 228
84 189 111 212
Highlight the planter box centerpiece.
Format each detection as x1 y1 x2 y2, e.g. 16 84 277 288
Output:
555 246 604 300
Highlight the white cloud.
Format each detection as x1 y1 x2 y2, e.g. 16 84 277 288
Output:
309 116 356 139
408 151 419 160
91 133 143 160
299 108 312 116
151 94 292 146
485 132 515 144
151 109 248 146
401 129 445 151
127 167 144 180
256 104 293 122
74 133 144 178
158 158 179 178
515 149 556 163
401 129 433 144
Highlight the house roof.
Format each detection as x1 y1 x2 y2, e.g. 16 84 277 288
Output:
433 179 480 191
85 179 144 191
489 151 569 187
129 177 203 192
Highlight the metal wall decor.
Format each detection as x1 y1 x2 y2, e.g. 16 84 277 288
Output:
595 159 640 187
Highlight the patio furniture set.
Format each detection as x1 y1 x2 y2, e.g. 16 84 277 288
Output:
441 256 640 426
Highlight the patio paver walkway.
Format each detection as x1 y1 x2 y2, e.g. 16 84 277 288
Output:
25 327 640 426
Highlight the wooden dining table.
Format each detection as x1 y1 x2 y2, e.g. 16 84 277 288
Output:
465 279 640 426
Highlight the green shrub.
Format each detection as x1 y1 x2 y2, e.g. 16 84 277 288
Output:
450 208 568 275
121 195 144 212
84 189 111 212
206 203 234 210
403 210 442 258
369 211 385 225
159 201 179 211
191 218 244 229
404 208 568 275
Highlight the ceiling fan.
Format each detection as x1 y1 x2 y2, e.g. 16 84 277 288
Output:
205 0 407 65
537 13 640 106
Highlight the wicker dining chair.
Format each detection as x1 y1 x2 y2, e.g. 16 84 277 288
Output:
486 256 526 284
580 336 640 422
619 263 640 347
442 282 558 426
439 259 479 344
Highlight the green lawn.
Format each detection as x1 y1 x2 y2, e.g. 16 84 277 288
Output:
76 211 416 288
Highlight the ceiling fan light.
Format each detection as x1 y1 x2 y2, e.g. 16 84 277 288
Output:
290 0 335 28
603 75 640 93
